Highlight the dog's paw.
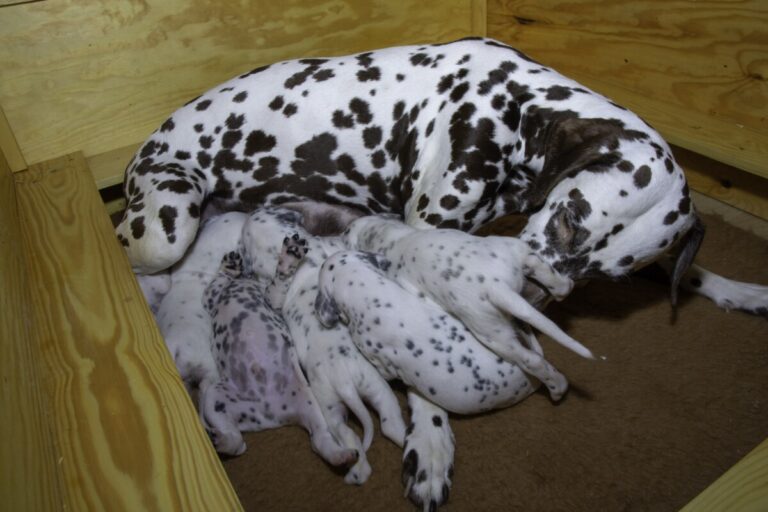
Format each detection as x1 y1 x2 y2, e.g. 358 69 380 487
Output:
206 426 247 457
401 414 455 511
278 233 309 276
344 455 373 485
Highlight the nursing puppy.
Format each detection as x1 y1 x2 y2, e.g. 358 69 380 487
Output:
201 250 356 465
153 211 248 392
315 249 540 507
241 207 407 484
343 215 594 400
316 249 538 414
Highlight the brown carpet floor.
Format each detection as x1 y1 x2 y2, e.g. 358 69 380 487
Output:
223 212 768 512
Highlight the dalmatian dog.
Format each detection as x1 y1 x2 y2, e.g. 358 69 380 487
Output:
342 214 594 401
200 250 356 466
315 249 539 509
240 206 408 484
153 211 248 393
115 36 766 318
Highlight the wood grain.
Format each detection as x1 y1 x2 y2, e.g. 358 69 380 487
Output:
14 153 242 511
674 144 768 221
488 0 768 178
0 104 26 172
0 0 484 168
0 143 65 510
681 438 768 512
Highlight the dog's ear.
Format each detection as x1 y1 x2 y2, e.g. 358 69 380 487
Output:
360 251 392 272
527 117 627 209
314 290 342 328
669 215 705 306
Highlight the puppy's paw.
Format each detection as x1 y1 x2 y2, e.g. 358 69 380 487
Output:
401 415 455 511
278 233 309 276
344 455 373 485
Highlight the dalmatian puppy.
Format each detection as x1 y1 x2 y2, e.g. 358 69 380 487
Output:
315 249 539 508
135 270 171 315
200 250 356 466
240 207 407 484
342 214 594 400
153 211 248 392
115 37 767 319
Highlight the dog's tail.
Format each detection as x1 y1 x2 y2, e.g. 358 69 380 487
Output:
338 385 375 451
669 214 706 307
489 289 595 359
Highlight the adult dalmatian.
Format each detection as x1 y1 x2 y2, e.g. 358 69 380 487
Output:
117 36 766 315
117 35 767 506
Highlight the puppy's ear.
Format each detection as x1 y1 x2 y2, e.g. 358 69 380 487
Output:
360 251 392 272
314 290 342 328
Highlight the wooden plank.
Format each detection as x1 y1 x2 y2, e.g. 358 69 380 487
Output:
0 0 481 167
487 0 768 178
675 144 768 222
472 0 488 36
87 142 140 190
0 142 65 510
0 103 26 172
14 153 242 511
681 438 768 512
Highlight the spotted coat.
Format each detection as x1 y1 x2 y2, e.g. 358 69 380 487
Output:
116 37 703 305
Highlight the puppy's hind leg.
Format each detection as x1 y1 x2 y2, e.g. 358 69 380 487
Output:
199 380 246 456
323 403 372 485
355 366 407 447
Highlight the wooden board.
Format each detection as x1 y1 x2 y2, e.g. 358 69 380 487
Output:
681 438 768 512
0 0 485 170
487 0 768 179
674 145 768 222
0 145 65 510
14 153 242 511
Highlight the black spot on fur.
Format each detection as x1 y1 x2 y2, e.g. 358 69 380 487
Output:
546 85 572 100
159 205 178 243
618 255 634 266
663 211 679 225
160 118 175 132
362 126 383 149
633 165 652 188
130 216 146 239
233 91 248 103
440 195 459 210
245 130 276 155
195 99 212 111
357 67 381 82
269 96 285 111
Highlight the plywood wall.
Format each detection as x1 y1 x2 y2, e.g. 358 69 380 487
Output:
0 0 485 173
488 0 768 179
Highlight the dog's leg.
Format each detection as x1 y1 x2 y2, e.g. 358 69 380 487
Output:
467 316 570 401
116 166 206 273
322 402 373 485
199 380 247 456
355 367 407 447
656 261 768 317
266 234 308 309
402 391 454 512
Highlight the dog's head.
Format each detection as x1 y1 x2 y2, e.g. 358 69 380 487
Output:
520 135 701 291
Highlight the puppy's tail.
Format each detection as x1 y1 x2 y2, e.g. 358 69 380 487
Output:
338 385 375 451
489 289 595 359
